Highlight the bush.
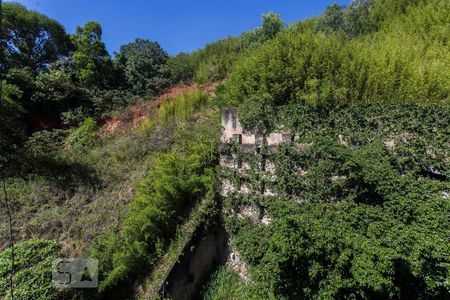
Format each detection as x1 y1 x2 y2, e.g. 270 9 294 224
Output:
221 1 450 295
201 267 253 299
0 239 61 300
223 102 450 299
0 80 24 160
65 117 97 148
89 88 134 118
191 37 242 84
25 129 67 158
167 52 195 84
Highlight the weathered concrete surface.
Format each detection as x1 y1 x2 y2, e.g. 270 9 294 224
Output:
220 107 292 197
158 226 228 300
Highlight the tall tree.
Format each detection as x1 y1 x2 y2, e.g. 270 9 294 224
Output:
1 2 71 72
260 12 285 41
114 39 170 95
344 0 375 36
70 21 112 87
241 12 285 49
317 3 345 32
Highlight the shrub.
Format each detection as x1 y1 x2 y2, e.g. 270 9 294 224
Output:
65 117 97 148
223 102 450 298
0 239 61 300
167 52 195 84
201 266 253 299
225 0 450 132
25 129 67 158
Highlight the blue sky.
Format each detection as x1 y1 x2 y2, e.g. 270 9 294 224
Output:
8 0 348 56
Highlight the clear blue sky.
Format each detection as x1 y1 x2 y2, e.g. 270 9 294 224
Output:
7 0 348 56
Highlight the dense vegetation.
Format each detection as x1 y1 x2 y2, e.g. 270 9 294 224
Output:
0 2 286 298
0 240 60 300
218 0 449 298
91 92 219 295
1 0 449 299
223 103 449 298
167 12 285 84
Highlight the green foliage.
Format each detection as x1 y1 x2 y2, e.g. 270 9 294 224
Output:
0 80 24 159
31 69 86 123
158 88 209 122
33 70 77 105
0 239 61 300
344 0 375 36
70 21 113 87
223 103 449 299
167 52 195 84
91 88 134 117
167 12 285 85
91 109 219 293
201 267 254 300
191 36 242 84
4 67 36 106
1 2 71 72
65 117 97 148
25 129 67 158
114 39 170 95
241 12 285 49
316 3 345 32
317 0 427 37
221 1 450 298
229 185 449 298
226 0 449 132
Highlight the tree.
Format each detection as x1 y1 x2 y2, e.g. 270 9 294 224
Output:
317 3 345 32
167 53 195 84
241 12 285 49
344 0 375 37
31 69 81 120
1 2 71 72
70 21 113 87
260 12 285 41
114 38 170 95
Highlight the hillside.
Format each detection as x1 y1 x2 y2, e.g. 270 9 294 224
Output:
1 0 449 299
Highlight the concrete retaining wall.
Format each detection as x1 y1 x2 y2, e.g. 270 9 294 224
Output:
157 225 228 300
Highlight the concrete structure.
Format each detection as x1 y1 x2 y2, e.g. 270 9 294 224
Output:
157 225 227 300
219 107 292 196
221 107 292 150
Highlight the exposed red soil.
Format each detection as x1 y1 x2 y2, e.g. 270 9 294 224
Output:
104 118 122 133
99 81 220 136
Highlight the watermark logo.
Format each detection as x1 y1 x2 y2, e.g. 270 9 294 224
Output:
52 258 98 288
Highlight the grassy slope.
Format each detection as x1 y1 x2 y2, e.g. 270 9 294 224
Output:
0 83 217 254
0 82 221 299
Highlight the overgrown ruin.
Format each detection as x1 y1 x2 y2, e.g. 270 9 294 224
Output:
219 107 292 197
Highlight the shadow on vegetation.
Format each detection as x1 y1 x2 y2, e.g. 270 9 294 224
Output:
19 155 101 192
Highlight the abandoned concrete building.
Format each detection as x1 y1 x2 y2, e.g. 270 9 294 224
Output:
219 107 293 197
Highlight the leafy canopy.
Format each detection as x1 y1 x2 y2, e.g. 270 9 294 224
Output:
1 2 71 72
114 38 170 95
70 21 112 87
